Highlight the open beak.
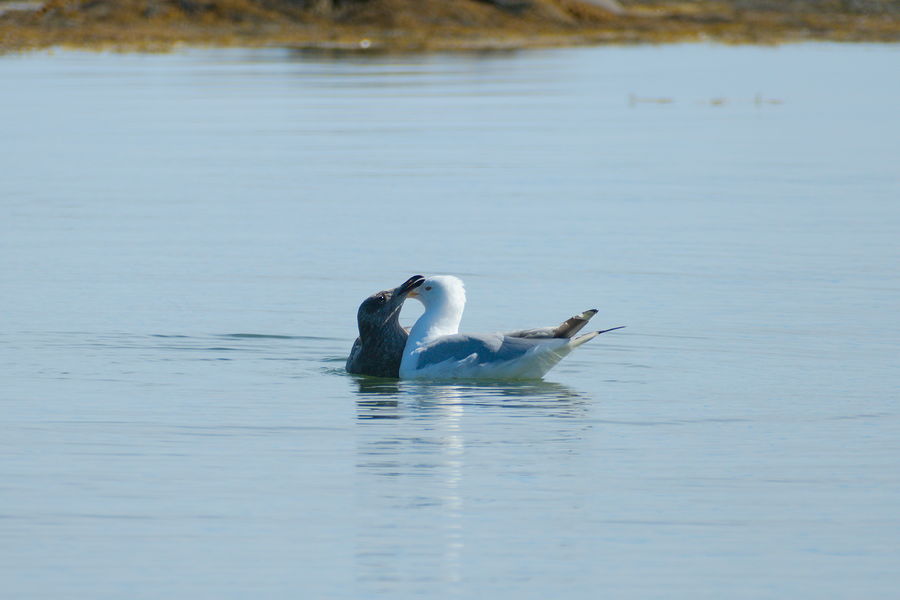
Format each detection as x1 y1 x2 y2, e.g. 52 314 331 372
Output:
396 275 425 298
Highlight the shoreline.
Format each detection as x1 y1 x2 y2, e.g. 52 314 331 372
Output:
1 1 898 54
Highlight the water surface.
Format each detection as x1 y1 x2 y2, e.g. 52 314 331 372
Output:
1 44 898 598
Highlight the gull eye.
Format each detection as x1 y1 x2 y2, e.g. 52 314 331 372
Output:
424 286 432 291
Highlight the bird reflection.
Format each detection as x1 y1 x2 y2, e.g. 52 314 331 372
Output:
351 375 402 419
351 374 589 420
352 374 403 395
354 380 468 589
351 375 592 591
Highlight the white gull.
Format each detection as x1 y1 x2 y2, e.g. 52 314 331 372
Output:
399 275 623 380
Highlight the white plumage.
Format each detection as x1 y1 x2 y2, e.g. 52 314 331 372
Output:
399 275 620 380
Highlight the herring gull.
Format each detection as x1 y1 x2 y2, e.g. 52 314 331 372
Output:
399 275 623 380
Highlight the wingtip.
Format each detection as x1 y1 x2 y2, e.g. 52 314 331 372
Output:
569 325 625 348
572 308 598 321
596 326 626 335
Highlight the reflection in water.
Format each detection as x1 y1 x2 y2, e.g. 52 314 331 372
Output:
354 380 466 590
352 376 592 591
352 375 403 420
289 47 521 63
351 375 590 420
352 375 403 396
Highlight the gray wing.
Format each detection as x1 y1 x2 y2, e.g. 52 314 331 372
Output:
416 333 557 370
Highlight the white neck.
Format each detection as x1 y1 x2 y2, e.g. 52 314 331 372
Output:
408 295 464 344
401 276 467 376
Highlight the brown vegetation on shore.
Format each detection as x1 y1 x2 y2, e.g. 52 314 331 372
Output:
1 0 898 53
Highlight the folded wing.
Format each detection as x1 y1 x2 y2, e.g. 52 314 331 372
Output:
410 333 573 379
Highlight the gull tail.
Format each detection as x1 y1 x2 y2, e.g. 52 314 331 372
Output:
568 325 626 349
552 309 598 339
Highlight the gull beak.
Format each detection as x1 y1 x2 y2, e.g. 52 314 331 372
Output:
397 275 425 298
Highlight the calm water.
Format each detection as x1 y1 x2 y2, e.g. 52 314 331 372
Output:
1 43 898 598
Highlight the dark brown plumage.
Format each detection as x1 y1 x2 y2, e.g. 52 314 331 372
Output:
346 275 424 378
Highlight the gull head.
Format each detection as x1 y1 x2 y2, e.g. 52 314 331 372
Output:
356 275 424 338
408 275 467 311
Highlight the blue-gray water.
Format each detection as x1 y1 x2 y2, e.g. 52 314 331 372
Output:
1 43 898 598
